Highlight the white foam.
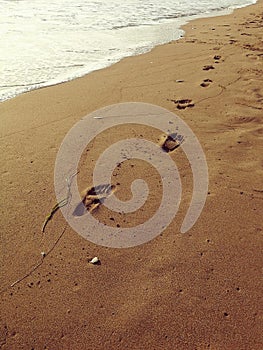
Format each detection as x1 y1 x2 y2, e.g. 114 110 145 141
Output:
0 0 257 102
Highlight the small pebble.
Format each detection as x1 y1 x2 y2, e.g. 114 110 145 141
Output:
89 257 100 264
41 252 46 258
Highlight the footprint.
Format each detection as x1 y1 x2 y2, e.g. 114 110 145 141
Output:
243 43 262 52
171 98 195 109
200 78 213 87
229 39 238 44
246 53 258 60
213 55 222 60
213 55 222 63
158 133 185 153
73 184 117 216
203 65 215 71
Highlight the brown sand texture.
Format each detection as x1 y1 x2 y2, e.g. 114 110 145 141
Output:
0 1 262 349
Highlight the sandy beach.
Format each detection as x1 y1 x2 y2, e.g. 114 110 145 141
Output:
0 1 262 349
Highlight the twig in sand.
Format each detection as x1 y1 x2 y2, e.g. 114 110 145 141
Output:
8 225 68 290
41 171 78 233
0 173 78 293
41 198 68 233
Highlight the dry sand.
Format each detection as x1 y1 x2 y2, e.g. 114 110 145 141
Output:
0 1 262 349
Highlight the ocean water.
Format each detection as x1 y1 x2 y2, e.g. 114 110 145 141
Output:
0 0 256 102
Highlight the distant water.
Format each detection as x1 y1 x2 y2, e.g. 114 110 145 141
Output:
0 0 256 102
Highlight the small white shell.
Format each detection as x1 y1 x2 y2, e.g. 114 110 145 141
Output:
41 252 46 258
90 256 100 264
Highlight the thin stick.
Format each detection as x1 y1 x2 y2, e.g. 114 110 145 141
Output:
41 171 78 233
0 172 79 294
8 225 68 290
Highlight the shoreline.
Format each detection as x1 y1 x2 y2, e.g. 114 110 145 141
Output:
0 0 258 104
1 0 262 349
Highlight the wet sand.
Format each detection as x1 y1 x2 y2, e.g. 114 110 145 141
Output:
0 1 262 349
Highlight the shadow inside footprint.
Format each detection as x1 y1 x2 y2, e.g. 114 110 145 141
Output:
159 132 184 153
73 184 116 216
203 65 215 71
200 78 213 87
170 98 195 109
